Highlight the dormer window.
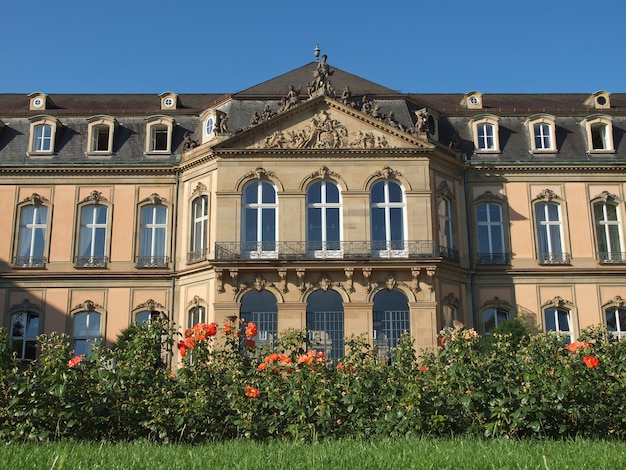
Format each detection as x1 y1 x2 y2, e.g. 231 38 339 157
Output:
145 115 175 155
28 92 47 111
584 91 611 110
581 115 614 153
461 91 483 110
28 115 60 155
87 115 117 156
525 114 556 153
159 92 178 110
470 115 499 152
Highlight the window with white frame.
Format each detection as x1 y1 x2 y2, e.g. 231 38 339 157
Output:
535 201 567 264
187 305 205 328
145 116 175 154
470 115 500 152
476 202 506 264
370 180 406 256
10 311 39 361
138 201 168 267
581 115 614 153
544 307 573 343
87 116 117 155
15 201 49 268
605 306 626 340
438 195 454 251
483 307 510 333
242 181 277 258
76 204 109 267
306 180 342 257
189 195 209 262
29 116 59 155
72 311 102 357
593 198 624 263
526 115 556 153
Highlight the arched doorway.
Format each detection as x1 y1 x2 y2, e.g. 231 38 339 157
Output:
306 289 344 360
372 289 410 361
240 290 278 350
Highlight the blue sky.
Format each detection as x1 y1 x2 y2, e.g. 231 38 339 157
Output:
2 0 624 94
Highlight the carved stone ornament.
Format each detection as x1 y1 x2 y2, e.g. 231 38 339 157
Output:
535 189 559 202
73 299 103 312
191 182 207 198
607 295 626 307
437 181 452 198
82 190 107 204
474 190 504 204
482 296 513 310
137 298 165 312
319 274 333 292
411 267 422 294
542 296 572 309
310 165 340 181
9 298 39 314
442 292 459 307
372 166 401 180
186 295 203 308
229 269 239 292
596 190 620 204
362 268 372 293
215 269 224 293
384 274 397 291
344 267 354 292
253 274 267 292
278 268 288 293
23 193 48 206
182 132 198 151
244 167 276 180
140 193 167 205
297 269 306 293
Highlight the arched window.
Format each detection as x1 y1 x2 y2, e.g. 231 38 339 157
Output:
189 195 209 262
15 200 49 268
242 181 277 258
187 305 206 328
372 289 410 361
240 290 278 350
307 180 342 258
10 310 39 361
137 199 168 267
605 305 626 340
306 289 344 360
544 307 573 343
76 203 109 267
483 307 510 333
72 311 102 357
370 180 406 257
593 197 624 263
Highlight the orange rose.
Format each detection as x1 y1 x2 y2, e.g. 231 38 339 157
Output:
258 362 268 371
245 322 258 339
565 341 591 352
68 355 84 368
177 340 187 358
583 355 600 369
244 385 260 398
419 365 429 372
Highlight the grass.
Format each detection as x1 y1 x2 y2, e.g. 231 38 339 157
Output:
2 438 626 470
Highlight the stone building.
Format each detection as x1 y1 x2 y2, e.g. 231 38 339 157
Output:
1 57 625 362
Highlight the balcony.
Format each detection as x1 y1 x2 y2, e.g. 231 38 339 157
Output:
12 256 47 268
187 248 209 263
598 252 626 264
477 252 510 265
75 256 108 268
135 256 169 268
538 252 571 265
213 240 445 261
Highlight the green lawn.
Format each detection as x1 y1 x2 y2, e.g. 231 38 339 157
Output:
3 438 626 470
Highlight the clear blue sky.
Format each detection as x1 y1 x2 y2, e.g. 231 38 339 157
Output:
2 0 624 94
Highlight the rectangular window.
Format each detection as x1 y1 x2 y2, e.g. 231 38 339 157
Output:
591 124 609 150
10 312 39 360
33 124 52 152
152 127 168 151
535 202 567 264
477 123 495 150
544 307 573 343
138 204 168 267
73 311 101 357
77 205 108 267
476 203 505 264
92 126 110 152
534 123 552 150
594 202 624 262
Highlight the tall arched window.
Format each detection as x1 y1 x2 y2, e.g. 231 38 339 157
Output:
242 181 277 258
76 204 109 267
306 289 344 360
535 201 565 264
187 305 206 328
138 200 168 267
15 201 49 268
370 180 406 257
372 289 410 362
593 198 624 263
240 290 278 350
189 195 209 262
307 180 342 258
544 307 573 343
476 202 505 264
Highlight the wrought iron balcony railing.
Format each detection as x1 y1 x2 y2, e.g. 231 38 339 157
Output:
598 252 626 264
75 256 108 268
477 252 510 265
213 240 448 261
12 256 47 268
135 256 170 268
538 252 571 265
187 248 209 263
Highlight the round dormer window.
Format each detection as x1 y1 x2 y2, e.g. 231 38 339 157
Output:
33 98 44 108
163 97 174 108
205 117 214 136
469 96 479 106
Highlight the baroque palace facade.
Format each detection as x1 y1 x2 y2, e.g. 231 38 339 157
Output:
2 56 626 362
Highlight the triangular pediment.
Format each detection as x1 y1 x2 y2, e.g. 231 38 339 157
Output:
213 96 434 152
